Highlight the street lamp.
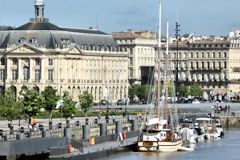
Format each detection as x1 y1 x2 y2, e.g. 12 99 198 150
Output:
56 99 64 128
175 22 180 100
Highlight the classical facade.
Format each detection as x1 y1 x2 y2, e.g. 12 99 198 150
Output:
112 30 157 84
113 29 240 94
162 38 240 94
0 0 129 102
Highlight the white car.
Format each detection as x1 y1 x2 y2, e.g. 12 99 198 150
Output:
192 99 200 104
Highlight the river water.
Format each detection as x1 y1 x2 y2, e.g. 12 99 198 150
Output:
103 129 240 160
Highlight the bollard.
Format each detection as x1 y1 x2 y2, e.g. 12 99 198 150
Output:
99 123 107 136
115 121 122 134
64 127 72 143
16 132 26 140
42 130 51 138
82 125 90 140
9 126 14 135
39 124 44 131
2 135 7 141
130 119 138 131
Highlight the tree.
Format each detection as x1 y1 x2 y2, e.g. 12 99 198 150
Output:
190 83 202 97
137 84 151 102
61 91 77 121
20 89 43 126
179 84 189 97
79 91 93 117
42 86 59 124
129 84 141 101
0 89 23 126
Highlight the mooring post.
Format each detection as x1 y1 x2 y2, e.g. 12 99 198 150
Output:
82 125 90 140
99 123 107 136
130 119 138 131
115 121 122 134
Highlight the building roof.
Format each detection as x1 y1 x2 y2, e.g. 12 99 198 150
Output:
0 22 117 49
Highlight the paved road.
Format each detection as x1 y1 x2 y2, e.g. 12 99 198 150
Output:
1 102 239 132
93 102 240 112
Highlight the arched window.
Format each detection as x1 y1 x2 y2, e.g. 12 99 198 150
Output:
23 66 29 80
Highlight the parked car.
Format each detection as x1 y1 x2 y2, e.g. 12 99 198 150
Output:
116 99 126 105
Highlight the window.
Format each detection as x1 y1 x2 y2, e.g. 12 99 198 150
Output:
48 59 53 65
219 62 221 69
207 62 210 69
35 59 41 65
202 52 204 58
202 62 204 69
48 69 53 81
207 52 210 58
224 52 227 58
12 58 18 65
196 62 199 69
191 62 193 69
218 52 221 58
19 38 25 43
0 58 4 65
224 62 227 69
35 69 41 82
23 67 29 80
213 52 216 58
196 52 199 58
190 52 193 58
0 69 5 80
12 69 18 80
213 62 215 69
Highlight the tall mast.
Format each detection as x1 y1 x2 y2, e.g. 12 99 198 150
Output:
164 21 169 120
157 1 162 119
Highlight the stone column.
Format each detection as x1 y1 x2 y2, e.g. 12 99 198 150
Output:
29 59 34 82
18 59 22 82
6 58 11 82
41 57 45 84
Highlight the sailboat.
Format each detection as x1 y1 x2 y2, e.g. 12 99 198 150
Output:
137 2 183 152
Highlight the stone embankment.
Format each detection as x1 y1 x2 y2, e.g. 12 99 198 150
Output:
220 115 240 128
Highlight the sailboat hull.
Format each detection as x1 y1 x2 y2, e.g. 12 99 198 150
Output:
137 140 183 152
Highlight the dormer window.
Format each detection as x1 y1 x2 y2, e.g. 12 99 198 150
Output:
61 39 71 48
30 38 38 44
19 38 26 43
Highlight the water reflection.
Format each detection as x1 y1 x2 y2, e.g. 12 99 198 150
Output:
104 129 240 160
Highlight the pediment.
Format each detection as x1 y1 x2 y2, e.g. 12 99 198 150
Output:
5 44 43 54
68 46 84 54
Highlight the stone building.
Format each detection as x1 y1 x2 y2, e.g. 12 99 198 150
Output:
112 30 157 84
113 29 240 94
0 0 129 102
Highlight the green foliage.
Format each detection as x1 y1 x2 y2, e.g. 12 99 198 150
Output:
0 89 23 121
138 84 151 101
79 91 94 116
190 83 202 97
61 92 77 119
129 84 152 102
21 89 43 119
178 84 189 97
42 86 59 122
128 84 141 100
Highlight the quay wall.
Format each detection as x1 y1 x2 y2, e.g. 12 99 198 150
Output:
220 116 240 128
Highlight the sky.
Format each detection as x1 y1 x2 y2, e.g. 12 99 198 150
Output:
0 0 240 36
